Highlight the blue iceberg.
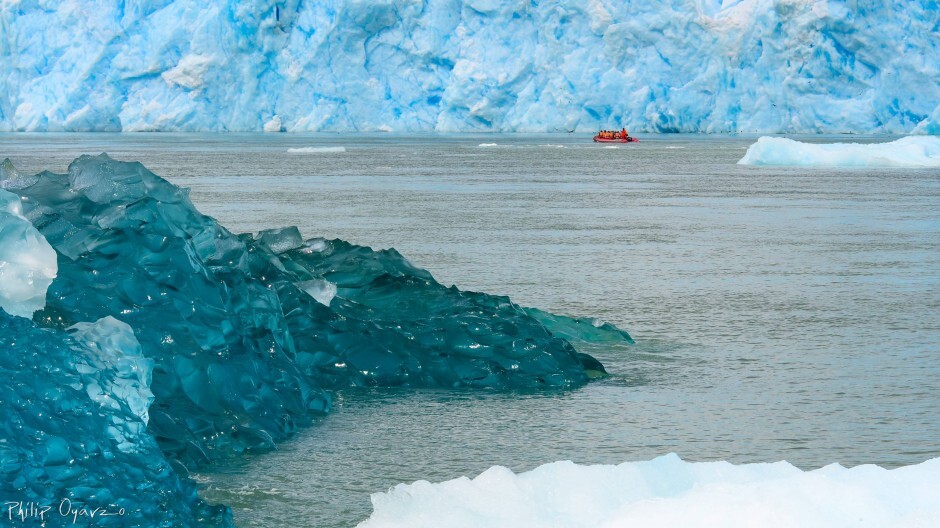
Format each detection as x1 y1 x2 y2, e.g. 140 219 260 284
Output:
0 311 233 527
0 154 630 518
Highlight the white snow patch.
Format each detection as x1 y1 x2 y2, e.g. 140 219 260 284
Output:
162 54 215 90
359 454 940 528
287 146 347 153
738 136 940 168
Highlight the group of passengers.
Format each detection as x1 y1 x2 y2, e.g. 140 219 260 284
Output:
597 128 629 139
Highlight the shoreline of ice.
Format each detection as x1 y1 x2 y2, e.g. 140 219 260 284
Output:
360 454 940 528
738 136 940 168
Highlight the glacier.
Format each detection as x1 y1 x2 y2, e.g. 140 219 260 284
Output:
0 186 57 318
359 454 940 528
738 135 940 167
1 0 939 134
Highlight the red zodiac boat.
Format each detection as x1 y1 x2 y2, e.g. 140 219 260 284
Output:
593 130 639 143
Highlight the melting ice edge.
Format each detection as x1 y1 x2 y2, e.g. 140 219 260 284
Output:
0 154 632 526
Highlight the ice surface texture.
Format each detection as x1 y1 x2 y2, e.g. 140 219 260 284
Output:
1 0 938 133
0 185 57 318
0 311 232 527
738 136 940 168
360 453 940 528
3 154 624 470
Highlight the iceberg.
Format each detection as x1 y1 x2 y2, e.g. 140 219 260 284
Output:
1 0 938 133
2 154 627 471
359 454 940 528
0 154 632 524
738 136 940 168
0 310 232 527
287 146 347 153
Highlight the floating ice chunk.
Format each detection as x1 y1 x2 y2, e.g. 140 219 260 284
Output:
0 158 40 189
287 146 347 153
0 188 58 318
295 279 338 306
738 136 940 168
360 454 940 528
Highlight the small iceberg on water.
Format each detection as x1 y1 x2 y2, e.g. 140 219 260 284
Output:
360 454 940 528
0 154 631 525
738 136 940 168
287 146 347 153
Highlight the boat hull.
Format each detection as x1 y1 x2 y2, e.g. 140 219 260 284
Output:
593 136 639 143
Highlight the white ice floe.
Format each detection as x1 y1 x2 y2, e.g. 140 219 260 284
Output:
738 136 940 168
359 454 940 528
287 146 347 153
0 187 58 318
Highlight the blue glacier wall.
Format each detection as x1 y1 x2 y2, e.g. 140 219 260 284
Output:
1 0 938 133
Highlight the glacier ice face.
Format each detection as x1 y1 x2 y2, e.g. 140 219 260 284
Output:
3 154 625 470
0 188 57 318
0 310 232 527
738 136 940 168
359 454 940 528
1 0 938 133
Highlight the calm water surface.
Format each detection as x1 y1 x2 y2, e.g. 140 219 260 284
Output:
2 133 938 527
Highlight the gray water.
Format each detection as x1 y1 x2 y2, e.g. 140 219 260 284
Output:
2 133 938 528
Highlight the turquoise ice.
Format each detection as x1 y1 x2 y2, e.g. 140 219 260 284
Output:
2 154 628 474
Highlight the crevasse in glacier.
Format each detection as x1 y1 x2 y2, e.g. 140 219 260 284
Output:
4 154 628 471
1 0 938 133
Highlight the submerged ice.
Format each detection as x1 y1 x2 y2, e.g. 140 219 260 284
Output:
359 454 940 528
738 136 940 168
0 154 630 517
2 0 938 133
